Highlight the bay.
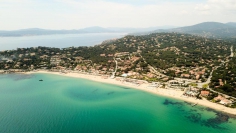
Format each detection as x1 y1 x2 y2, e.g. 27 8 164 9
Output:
0 33 126 51
0 73 236 133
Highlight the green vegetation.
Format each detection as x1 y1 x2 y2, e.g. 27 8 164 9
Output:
0 32 236 97
202 84 209 89
207 92 219 101
210 57 236 97
189 83 198 87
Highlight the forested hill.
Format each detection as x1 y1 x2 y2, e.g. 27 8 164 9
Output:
226 22 236 27
210 55 236 97
101 33 236 97
154 22 236 38
101 32 232 74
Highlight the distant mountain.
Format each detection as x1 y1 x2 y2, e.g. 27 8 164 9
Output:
0 28 84 37
154 22 236 38
107 26 176 33
0 26 117 37
226 22 236 27
0 26 175 37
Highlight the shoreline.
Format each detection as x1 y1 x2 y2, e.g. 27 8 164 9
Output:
26 70 236 115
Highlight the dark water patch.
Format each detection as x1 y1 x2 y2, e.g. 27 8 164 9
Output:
123 87 130 89
189 109 198 112
206 113 229 124
205 107 236 119
164 99 230 130
179 109 185 112
65 88 118 102
185 111 227 130
6 74 33 81
184 101 192 105
186 113 202 123
163 99 184 108
197 107 206 112
107 91 115 95
91 89 98 93
202 113 229 130
184 108 230 130
67 91 101 101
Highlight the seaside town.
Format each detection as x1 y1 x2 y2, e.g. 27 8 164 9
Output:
1 33 236 109
3 0 236 132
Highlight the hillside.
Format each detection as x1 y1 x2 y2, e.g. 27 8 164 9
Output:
210 58 236 98
226 22 236 27
154 22 236 38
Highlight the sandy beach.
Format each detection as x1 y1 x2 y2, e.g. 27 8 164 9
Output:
27 70 236 115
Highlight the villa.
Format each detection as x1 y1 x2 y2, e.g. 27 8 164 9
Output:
200 91 210 97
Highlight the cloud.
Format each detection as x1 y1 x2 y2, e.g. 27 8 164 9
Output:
53 0 198 27
180 10 191 15
208 0 236 10
195 4 211 15
193 0 236 16
195 4 210 11
0 0 235 30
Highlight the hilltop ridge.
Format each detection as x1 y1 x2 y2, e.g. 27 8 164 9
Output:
154 22 236 38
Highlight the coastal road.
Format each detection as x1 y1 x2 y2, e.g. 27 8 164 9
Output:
197 46 236 100
230 45 234 57
111 58 118 78
138 52 166 77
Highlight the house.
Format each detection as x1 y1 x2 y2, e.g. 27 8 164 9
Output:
214 95 232 105
162 77 169 82
0 70 4 74
200 91 210 97
146 73 155 78
219 79 224 86
181 74 190 78
107 54 114 57
50 56 62 65
40 55 49 59
30 53 36 56
19 54 23 58
196 75 200 80
100 54 106 57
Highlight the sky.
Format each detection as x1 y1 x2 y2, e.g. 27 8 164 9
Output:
0 0 236 30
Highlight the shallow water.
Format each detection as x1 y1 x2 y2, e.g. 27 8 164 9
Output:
0 73 236 133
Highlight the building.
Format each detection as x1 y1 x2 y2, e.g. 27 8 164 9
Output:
214 95 232 105
200 91 210 97
50 56 62 65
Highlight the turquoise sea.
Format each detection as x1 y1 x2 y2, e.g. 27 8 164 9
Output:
0 73 236 133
